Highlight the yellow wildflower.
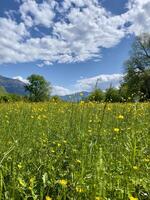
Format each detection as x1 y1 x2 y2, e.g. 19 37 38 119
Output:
117 115 124 120
133 166 138 170
58 179 67 187
113 128 120 133
17 163 22 169
95 197 102 200
45 196 52 200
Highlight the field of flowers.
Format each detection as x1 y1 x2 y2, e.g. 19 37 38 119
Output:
0 102 150 200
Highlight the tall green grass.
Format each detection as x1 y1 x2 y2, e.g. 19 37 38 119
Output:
0 102 149 200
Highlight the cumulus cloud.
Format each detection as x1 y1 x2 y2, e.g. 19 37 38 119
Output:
52 85 71 96
75 73 124 91
19 0 56 27
126 0 150 35
0 0 149 65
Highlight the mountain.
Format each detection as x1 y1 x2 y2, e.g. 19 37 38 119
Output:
60 91 90 102
0 75 26 95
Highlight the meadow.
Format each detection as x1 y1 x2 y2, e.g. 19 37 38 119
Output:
0 102 149 200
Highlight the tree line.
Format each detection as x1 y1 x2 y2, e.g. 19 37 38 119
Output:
86 33 150 102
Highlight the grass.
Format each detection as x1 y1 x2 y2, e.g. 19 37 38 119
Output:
0 102 150 200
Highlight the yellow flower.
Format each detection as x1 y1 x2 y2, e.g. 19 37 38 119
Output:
17 163 22 169
113 128 120 133
133 166 138 170
45 196 52 200
58 179 67 187
129 196 138 200
95 197 102 200
117 115 124 120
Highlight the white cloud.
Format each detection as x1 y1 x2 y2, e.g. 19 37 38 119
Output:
52 73 124 96
0 0 149 65
13 76 29 84
125 0 150 35
75 74 124 91
52 85 71 96
20 0 55 27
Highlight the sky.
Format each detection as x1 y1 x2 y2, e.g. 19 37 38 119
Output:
0 0 150 95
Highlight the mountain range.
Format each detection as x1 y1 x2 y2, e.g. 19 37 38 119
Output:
0 75 26 95
0 75 89 100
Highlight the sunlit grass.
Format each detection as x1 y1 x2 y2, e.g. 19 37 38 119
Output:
0 102 150 200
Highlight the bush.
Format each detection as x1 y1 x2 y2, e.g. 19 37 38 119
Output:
105 87 121 102
86 89 104 102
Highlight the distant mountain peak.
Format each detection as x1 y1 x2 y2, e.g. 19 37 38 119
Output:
0 75 26 95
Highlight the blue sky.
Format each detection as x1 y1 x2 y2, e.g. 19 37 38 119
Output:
0 0 149 95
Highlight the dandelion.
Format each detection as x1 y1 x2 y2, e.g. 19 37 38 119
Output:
45 196 52 200
58 179 67 187
117 114 124 119
113 128 120 133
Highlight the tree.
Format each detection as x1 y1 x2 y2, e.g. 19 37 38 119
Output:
105 87 121 102
87 88 104 102
25 74 51 102
123 33 150 100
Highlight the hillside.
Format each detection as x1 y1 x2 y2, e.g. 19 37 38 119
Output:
0 75 26 95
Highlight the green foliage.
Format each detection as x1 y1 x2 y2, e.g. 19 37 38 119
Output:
105 87 121 102
0 94 23 103
86 88 104 102
123 33 150 101
0 102 149 199
25 74 51 102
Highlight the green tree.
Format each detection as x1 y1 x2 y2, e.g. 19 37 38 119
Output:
105 87 121 102
25 74 51 102
87 88 104 102
123 33 150 100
